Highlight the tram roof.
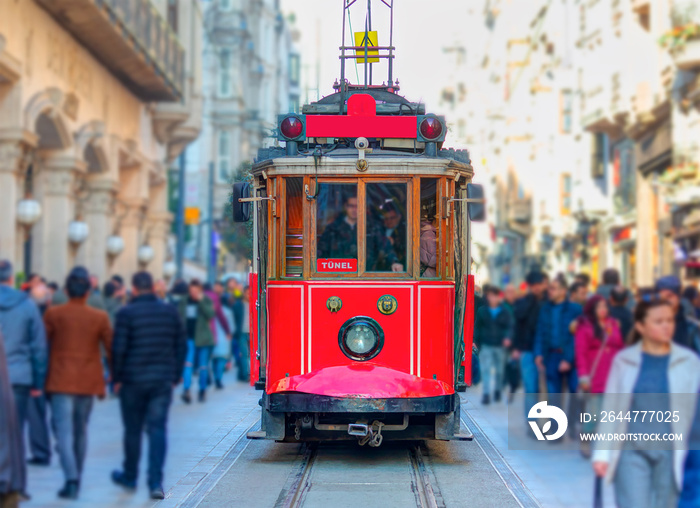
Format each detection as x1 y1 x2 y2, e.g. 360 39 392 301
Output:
252 147 474 179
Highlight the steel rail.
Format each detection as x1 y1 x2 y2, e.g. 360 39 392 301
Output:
407 444 445 508
274 443 319 508
460 407 541 508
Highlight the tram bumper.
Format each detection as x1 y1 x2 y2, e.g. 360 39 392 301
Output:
248 365 472 442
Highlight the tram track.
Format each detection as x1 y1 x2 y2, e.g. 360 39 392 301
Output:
274 441 445 508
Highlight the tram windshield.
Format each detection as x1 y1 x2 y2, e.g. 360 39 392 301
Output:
365 183 407 273
316 183 359 261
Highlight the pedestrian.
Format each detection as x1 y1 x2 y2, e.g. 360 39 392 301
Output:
204 285 231 388
574 295 624 458
592 300 700 508
0 328 25 508
574 273 591 296
43 267 112 499
22 277 52 468
111 271 186 500
569 281 588 306
534 276 582 413
177 279 216 403
679 391 700 507
512 271 548 416
0 260 46 501
597 268 635 311
102 281 122 326
608 285 634 340
682 285 700 319
225 278 246 378
237 286 252 382
88 274 105 310
212 294 234 390
655 275 700 353
154 279 168 301
475 286 513 405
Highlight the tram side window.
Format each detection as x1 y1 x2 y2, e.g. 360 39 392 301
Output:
420 179 439 278
365 183 408 273
316 183 358 265
285 178 304 277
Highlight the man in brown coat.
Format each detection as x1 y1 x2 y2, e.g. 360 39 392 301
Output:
43 267 112 500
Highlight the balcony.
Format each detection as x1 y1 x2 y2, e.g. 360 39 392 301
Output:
36 0 184 102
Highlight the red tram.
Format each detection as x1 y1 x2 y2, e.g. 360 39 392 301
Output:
233 1 484 446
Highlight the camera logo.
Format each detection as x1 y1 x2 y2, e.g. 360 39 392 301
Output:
528 401 568 441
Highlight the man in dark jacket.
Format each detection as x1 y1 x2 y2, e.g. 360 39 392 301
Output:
0 260 46 500
534 276 582 403
656 275 700 353
608 285 633 341
475 286 513 404
111 272 186 500
512 271 547 416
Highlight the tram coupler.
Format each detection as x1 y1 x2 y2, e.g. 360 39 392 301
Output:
348 423 369 437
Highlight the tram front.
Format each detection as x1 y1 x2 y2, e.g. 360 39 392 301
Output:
233 90 485 445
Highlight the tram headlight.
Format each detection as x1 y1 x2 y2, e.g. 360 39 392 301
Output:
338 317 384 361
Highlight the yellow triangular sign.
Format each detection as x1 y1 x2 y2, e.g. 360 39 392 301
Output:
354 31 379 63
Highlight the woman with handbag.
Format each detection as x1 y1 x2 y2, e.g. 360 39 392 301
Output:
575 295 625 458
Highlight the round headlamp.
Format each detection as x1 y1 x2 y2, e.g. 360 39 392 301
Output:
338 316 384 361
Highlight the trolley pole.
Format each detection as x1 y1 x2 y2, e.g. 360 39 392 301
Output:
207 160 216 284
175 152 186 281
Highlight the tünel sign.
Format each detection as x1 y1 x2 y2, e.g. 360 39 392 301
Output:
317 259 358 272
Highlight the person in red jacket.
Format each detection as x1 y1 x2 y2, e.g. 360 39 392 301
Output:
575 294 624 457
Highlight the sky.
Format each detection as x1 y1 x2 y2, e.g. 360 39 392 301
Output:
280 0 476 114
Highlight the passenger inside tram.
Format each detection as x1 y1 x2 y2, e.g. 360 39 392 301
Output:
366 183 406 272
420 179 438 278
316 182 406 272
317 185 359 260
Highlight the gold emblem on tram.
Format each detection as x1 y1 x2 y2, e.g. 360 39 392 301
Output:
327 296 343 313
377 295 398 315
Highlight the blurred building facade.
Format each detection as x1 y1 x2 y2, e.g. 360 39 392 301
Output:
184 0 300 273
0 0 203 284
457 0 700 289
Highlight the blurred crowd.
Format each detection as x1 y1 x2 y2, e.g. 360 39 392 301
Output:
0 259 251 506
474 268 700 508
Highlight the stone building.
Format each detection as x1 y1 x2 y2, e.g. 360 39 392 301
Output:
450 0 700 288
184 0 300 272
0 0 202 284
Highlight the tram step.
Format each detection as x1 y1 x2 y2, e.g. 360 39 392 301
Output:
452 432 474 441
247 430 267 440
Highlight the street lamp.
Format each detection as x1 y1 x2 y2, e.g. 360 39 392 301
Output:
163 260 176 280
68 221 89 245
16 198 42 277
138 245 155 265
16 199 42 226
106 235 125 258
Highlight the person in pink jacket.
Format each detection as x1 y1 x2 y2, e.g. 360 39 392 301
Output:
575 294 625 457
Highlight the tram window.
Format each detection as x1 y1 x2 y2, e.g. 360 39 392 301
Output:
420 179 439 278
316 183 358 264
365 183 408 273
285 178 304 277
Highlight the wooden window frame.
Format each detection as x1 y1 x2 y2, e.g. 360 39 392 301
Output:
270 175 455 281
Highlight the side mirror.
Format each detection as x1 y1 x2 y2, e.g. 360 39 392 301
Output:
466 183 486 222
232 182 252 222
